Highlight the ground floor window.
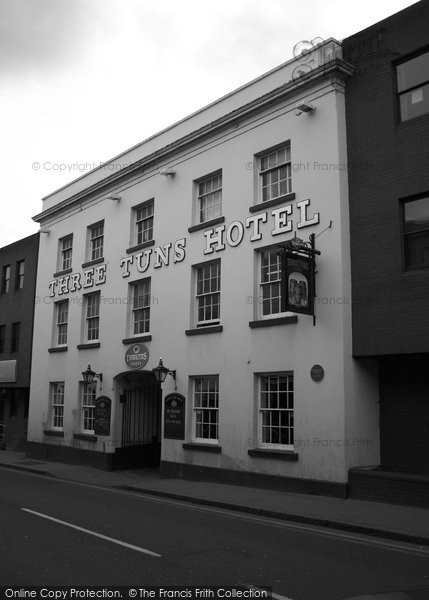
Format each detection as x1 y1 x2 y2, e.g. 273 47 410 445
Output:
258 373 294 448
192 375 219 443
50 382 65 430
81 382 96 434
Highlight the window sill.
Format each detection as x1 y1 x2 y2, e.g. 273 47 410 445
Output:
249 192 296 213
53 268 73 278
126 240 155 255
48 346 68 353
73 433 97 442
249 316 298 328
77 342 100 350
185 325 223 336
122 335 152 344
81 258 104 269
188 216 225 233
183 443 222 453
44 430 64 438
402 264 429 274
248 448 298 461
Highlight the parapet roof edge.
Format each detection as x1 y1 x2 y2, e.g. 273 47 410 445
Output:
40 37 341 204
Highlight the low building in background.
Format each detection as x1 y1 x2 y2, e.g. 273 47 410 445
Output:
0 233 39 449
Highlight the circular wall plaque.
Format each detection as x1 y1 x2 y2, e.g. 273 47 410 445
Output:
310 364 324 382
125 343 149 369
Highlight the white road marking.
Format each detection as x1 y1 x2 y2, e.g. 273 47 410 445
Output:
21 507 161 558
246 585 294 600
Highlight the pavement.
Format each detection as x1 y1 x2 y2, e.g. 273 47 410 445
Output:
1 448 428 547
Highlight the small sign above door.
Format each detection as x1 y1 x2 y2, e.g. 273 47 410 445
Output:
125 344 149 369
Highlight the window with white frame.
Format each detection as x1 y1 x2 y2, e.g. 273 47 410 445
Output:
84 292 100 341
51 382 65 430
258 144 291 203
130 278 151 335
258 373 294 448
88 222 104 262
259 248 284 317
81 382 96 433
55 299 69 346
197 172 222 223
192 375 219 443
59 235 73 271
134 201 154 245
195 261 221 326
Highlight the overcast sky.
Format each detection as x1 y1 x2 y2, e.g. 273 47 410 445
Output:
0 0 418 247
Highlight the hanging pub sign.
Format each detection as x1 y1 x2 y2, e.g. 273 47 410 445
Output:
280 234 320 317
94 396 112 436
285 254 314 315
164 393 186 440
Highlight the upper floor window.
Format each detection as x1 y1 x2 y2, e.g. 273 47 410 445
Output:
88 222 104 262
195 261 221 327
397 50 429 122
403 196 429 269
134 200 154 246
84 292 100 342
258 144 291 203
1 265 11 294
260 248 283 317
10 322 20 353
130 278 151 335
59 235 73 271
55 300 69 346
15 260 25 290
197 172 222 223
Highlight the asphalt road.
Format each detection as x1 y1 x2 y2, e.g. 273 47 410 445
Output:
0 467 428 599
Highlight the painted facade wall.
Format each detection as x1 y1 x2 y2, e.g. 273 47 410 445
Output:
28 41 379 485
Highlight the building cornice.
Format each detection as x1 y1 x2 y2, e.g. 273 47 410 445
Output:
33 58 354 224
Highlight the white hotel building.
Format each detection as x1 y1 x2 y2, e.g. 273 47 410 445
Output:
27 39 379 495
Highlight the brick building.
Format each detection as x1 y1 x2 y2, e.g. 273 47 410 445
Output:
0 233 39 449
343 0 429 505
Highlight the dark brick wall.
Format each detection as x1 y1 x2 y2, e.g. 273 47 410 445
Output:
349 467 429 508
0 233 39 387
379 354 429 475
343 1 429 357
